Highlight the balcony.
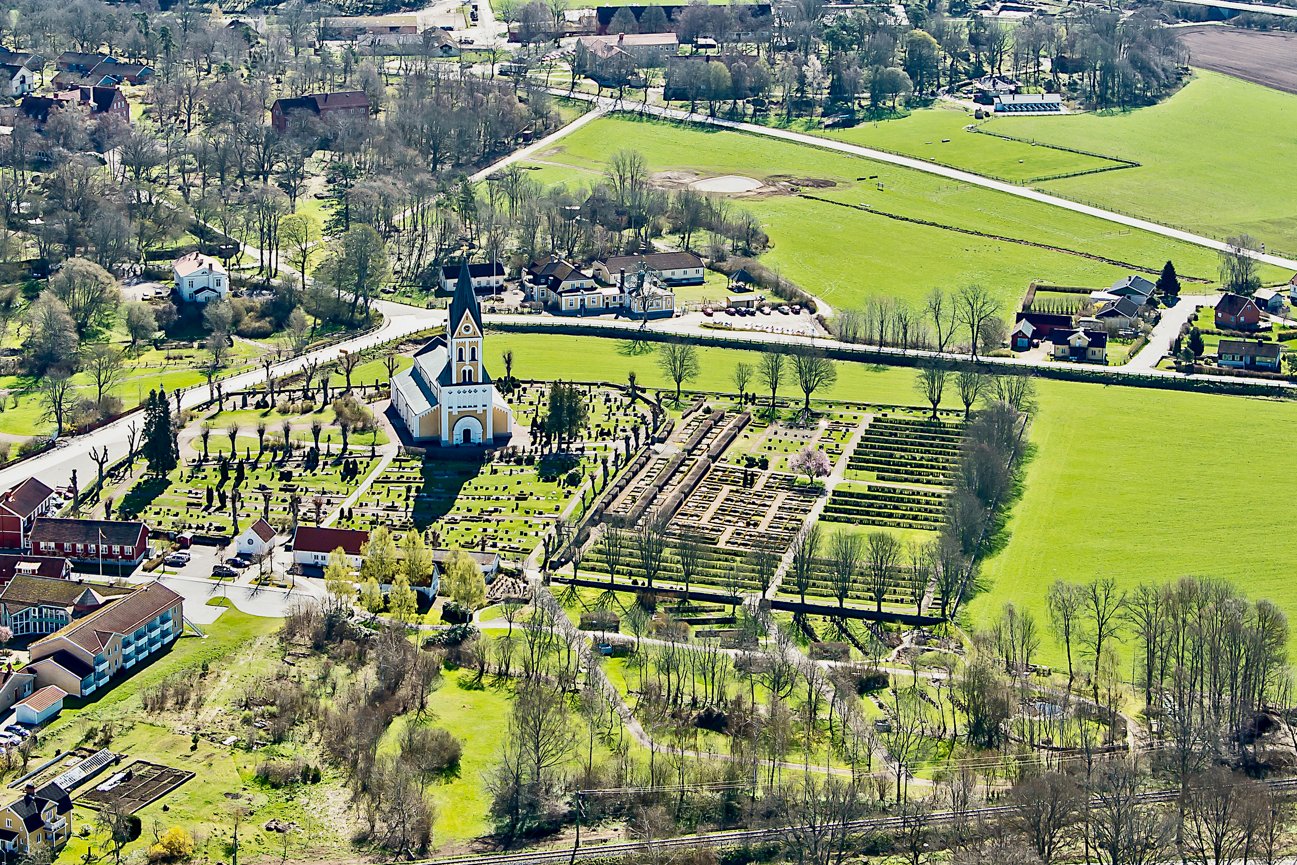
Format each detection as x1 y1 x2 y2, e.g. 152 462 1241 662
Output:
45 818 66 834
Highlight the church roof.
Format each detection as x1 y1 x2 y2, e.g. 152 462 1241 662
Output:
392 366 435 416
449 260 484 335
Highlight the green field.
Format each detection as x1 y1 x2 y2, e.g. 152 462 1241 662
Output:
983 71 1297 257
524 115 1282 315
498 332 1297 664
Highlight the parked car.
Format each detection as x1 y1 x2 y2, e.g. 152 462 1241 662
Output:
226 557 249 569
725 307 736 316
759 306 771 315
702 307 713 317
778 305 790 314
164 555 187 567
212 564 236 578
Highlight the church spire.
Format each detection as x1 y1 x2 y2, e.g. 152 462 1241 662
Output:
449 260 483 335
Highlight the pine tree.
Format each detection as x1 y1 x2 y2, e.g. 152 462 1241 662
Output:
143 389 177 477
1156 261 1180 298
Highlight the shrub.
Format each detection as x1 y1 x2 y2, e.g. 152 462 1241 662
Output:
855 667 890 694
424 623 477 648
255 759 308 788
147 826 194 862
579 609 620 632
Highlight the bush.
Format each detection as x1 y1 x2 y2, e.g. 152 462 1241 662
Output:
424 623 477 648
441 601 471 625
255 759 310 788
579 609 620 632
855 667 890 694
147 827 194 862
809 641 850 661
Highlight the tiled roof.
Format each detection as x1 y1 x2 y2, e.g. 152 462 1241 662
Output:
0 575 128 607
600 251 702 273
247 518 276 543
1219 338 1280 359
292 526 369 556
173 251 226 278
30 518 147 548
0 477 54 519
16 685 65 713
31 582 181 655
1217 293 1258 317
441 263 505 281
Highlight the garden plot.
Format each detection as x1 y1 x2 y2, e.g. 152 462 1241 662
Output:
78 760 195 814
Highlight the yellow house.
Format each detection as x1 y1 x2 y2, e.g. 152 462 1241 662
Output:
390 265 514 447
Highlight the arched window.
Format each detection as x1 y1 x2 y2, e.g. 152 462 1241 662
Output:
457 347 464 362
461 368 474 383
470 346 477 361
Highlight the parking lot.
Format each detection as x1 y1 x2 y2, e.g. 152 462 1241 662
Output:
152 542 246 582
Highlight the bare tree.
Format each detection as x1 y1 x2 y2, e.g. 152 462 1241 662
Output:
38 373 74 438
915 362 947 420
864 531 902 612
828 530 862 612
926 288 958 353
955 284 1001 360
955 370 987 419
657 342 700 405
1083 577 1126 701
758 348 786 420
732 360 753 399
1046 579 1088 691
791 345 837 414
636 511 669 589
1009 772 1083 864
791 523 822 605
84 343 126 408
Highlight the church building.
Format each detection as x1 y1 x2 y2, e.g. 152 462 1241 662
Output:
390 265 514 447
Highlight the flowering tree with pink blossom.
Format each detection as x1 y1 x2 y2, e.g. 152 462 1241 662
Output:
790 445 832 485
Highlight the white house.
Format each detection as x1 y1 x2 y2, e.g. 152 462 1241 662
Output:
1254 288 1286 314
173 252 228 303
0 64 35 96
236 518 276 558
438 262 506 293
291 526 369 570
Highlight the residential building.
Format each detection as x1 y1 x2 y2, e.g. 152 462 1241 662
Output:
0 64 35 96
421 29 460 56
54 52 107 76
271 91 369 134
0 575 132 639
431 548 499 582
291 526 369 569
438 262 506 293
1217 338 1281 370
0 783 73 856
1107 274 1155 302
78 86 129 123
29 518 150 568
53 53 151 86
575 32 678 71
1052 328 1108 363
1215 293 1262 330
0 668 36 719
0 479 57 552
0 556 70 587
27 582 184 697
236 519 276 558
524 256 596 302
593 251 705 286
1254 287 1286 314
390 268 515 446
86 58 152 86
18 91 79 131
13 686 66 726
172 252 228 303
0 48 44 73
593 4 773 38
1093 296 1142 326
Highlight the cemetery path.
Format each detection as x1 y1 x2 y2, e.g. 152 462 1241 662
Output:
323 403 400 528
766 414 870 600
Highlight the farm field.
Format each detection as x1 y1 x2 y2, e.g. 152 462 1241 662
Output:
966 380 1297 667
501 333 1297 662
1177 26 1297 96
984 72 1297 256
523 115 1283 314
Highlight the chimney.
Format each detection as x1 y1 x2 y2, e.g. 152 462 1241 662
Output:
619 268 625 288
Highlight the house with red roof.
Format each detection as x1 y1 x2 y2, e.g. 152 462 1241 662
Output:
0 479 57 552
291 526 369 569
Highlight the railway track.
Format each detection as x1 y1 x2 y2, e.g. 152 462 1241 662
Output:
412 777 1297 865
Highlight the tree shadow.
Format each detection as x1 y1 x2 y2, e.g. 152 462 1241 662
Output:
118 475 171 519
616 339 656 357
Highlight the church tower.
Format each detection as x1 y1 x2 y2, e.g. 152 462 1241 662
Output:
448 262 483 385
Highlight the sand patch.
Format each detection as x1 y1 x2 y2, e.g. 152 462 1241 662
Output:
691 174 764 193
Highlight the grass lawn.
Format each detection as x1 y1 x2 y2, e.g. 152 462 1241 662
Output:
984 71 1297 257
523 115 1279 315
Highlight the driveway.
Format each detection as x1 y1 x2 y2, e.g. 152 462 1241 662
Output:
133 574 316 625
1126 295 1218 370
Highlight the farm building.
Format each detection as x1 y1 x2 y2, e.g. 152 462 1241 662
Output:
1253 288 1285 313
593 251 705 286
1215 293 1262 330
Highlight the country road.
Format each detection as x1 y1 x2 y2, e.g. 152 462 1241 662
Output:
541 90 1297 272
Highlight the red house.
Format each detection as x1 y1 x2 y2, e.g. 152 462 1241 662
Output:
29 518 150 567
1215 293 1262 331
0 479 57 552
270 91 369 134
78 86 129 124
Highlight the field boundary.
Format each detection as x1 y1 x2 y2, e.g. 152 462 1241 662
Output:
798 194 1214 281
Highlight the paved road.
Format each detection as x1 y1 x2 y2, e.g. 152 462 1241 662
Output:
1126 295 1219 370
548 91 1297 272
132 573 322 624
0 299 443 498
1171 0 1297 16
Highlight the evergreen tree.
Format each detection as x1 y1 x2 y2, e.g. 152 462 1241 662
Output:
142 388 177 477
1156 260 1180 298
1188 327 1205 357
